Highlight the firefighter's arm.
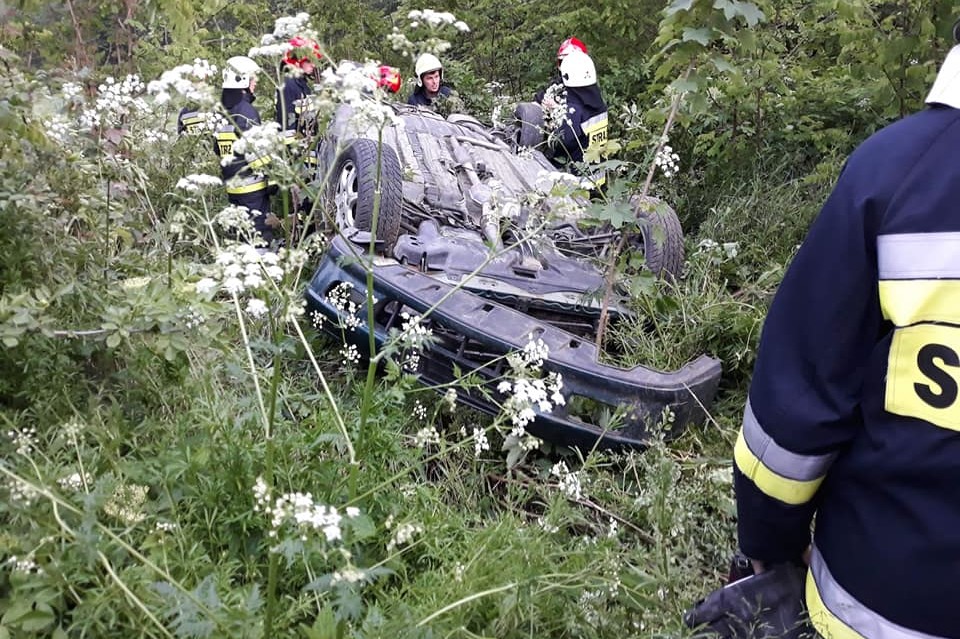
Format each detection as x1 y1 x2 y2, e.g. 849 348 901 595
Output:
735 166 884 564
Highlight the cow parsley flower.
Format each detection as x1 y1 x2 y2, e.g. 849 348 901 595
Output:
7 427 37 455
550 461 584 500
340 343 360 365
654 143 680 178
103 483 149 525
387 522 423 552
176 173 222 192
246 298 269 318
58 471 92 492
413 425 440 448
472 427 490 457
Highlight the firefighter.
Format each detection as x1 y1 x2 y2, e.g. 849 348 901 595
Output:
733 33 960 639
276 36 322 132
535 36 588 106
215 55 273 245
407 53 456 108
549 50 607 171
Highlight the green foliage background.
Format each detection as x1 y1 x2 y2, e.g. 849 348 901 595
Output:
0 0 957 636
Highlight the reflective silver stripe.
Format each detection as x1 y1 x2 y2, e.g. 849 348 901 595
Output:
741 400 837 481
810 546 947 638
878 232 960 279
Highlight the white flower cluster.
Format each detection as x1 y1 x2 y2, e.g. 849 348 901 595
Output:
497 369 564 429
654 143 680 178
259 12 317 44
413 400 427 421
697 238 739 260
387 9 467 59
7 427 37 455
103 483 149 525
508 337 549 370
147 59 218 106
443 388 457 412
413 425 440 448
472 427 490 457
320 62 404 131
195 243 285 299
407 9 470 32
550 461 584 501
175 173 222 192
62 81 84 100
83 74 149 128
326 282 362 331
6 555 42 575
228 121 285 169
386 521 423 552
329 566 367 587
541 83 568 130
155 521 179 533
252 476 360 542
58 471 92 492
396 312 432 368
214 204 257 236
340 343 360 365
45 118 75 145
3 476 38 507
62 418 85 444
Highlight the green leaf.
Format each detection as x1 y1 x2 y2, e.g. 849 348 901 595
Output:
665 0 695 16
736 2 764 26
710 55 735 73
106 332 122 348
682 27 713 45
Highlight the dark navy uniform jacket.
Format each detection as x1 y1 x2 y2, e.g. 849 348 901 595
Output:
407 84 452 108
276 75 311 131
735 45 960 639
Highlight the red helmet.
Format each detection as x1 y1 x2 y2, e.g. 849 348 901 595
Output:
283 36 322 69
557 37 588 60
377 65 402 93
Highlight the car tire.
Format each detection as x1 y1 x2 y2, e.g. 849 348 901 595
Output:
514 102 545 148
328 138 403 253
632 196 685 280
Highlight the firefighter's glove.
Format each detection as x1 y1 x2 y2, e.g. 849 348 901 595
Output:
683 563 812 638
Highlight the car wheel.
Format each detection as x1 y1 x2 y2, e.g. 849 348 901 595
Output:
514 102 545 148
328 138 403 252
632 195 684 280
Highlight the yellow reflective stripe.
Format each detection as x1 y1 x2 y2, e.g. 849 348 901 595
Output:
885 324 960 432
247 155 272 169
879 279 960 326
226 179 268 195
733 429 824 505
806 568 865 639
806 546 944 638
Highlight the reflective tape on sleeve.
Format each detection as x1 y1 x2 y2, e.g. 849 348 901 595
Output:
225 178 268 195
878 232 960 280
733 400 836 505
807 546 948 639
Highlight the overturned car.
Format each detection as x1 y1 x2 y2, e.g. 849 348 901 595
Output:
303 102 721 450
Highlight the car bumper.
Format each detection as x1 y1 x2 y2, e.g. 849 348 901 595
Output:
305 234 722 450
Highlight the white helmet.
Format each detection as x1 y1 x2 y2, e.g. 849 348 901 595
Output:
222 56 260 89
415 53 443 86
559 51 596 88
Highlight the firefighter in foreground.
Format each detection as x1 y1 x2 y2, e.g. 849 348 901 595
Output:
215 55 273 245
732 32 960 639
